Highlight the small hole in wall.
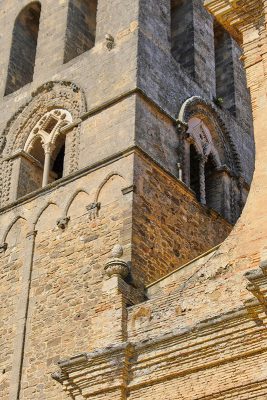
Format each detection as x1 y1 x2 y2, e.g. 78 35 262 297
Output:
2 369 6 374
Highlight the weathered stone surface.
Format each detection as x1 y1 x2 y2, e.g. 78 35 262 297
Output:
0 0 261 399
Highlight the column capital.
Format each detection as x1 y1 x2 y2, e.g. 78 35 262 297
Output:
42 141 55 155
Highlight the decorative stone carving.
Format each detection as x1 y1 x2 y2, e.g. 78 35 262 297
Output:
0 137 6 154
56 217 70 230
105 34 115 51
0 81 87 207
104 244 129 279
51 371 66 384
86 202 101 220
0 243 7 253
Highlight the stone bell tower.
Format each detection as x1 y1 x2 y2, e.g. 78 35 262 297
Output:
0 0 254 399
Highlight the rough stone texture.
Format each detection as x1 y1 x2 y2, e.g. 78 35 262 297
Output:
0 0 260 399
132 153 231 284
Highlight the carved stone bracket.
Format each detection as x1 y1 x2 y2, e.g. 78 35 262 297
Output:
56 217 70 230
105 34 115 51
176 120 189 137
86 202 101 220
0 243 7 253
104 244 129 279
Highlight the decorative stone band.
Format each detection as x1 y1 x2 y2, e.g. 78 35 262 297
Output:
204 0 264 43
52 343 135 399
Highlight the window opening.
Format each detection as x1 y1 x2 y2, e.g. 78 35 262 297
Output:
190 145 200 201
171 0 194 76
205 155 221 214
51 141 65 181
5 2 41 95
64 0 98 63
214 22 236 114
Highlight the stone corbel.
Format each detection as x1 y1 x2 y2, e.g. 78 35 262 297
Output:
105 34 115 51
176 120 189 137
86 202 101 220
0 242 7 253
56 217 70 230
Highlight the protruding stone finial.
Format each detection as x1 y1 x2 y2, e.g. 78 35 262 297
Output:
111 244 123 258
104 244 129 279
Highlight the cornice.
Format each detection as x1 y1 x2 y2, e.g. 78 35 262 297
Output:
205 0 264 43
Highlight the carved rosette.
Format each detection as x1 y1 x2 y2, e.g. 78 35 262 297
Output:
104 244 129 279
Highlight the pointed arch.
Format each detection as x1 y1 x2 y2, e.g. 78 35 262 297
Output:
2 216 28 244
64 189 90 217
5 2 41 95
33 201 59 227
94 172 125 204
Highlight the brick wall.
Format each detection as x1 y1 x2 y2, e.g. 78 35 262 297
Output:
132 153 231 284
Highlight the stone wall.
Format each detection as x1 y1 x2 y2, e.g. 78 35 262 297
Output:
132 153 231 284
0 156 134 400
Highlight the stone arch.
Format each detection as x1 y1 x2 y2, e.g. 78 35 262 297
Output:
1 216 28 245
65 189 90 219
0 81 87 206
5 2 41 96
94 172 126 204
33 201 60 228
178 96 241 175
178 97 245 222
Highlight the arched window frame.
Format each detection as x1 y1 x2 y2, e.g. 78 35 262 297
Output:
5 2 41 96
23 109 72 189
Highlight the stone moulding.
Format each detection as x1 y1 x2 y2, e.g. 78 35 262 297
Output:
52 343 134 399
52 270 267 399
204 0 264 43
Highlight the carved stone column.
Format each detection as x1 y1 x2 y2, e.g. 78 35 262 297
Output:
199 156 206 205
42 143 54 187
